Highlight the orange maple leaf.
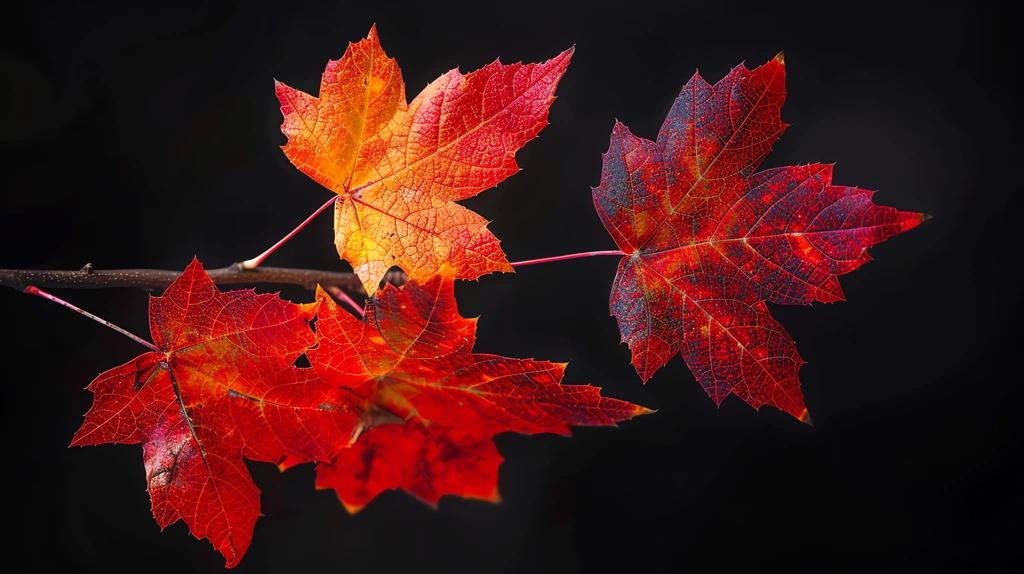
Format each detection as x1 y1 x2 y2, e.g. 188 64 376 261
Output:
276 26 573 294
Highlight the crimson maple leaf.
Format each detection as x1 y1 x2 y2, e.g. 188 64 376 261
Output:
317 420 503 513
71 259 370 567
276 26 572 295
307 271 651 510
592 54 926 422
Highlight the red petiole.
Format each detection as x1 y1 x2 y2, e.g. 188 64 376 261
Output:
242 195 339 270
243 191 624 275
509 250 623 267
323 285 365 318
24 286 158 351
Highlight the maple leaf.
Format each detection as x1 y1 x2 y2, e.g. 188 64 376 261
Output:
71 259 370 567
317 420 502 514
276 25 572 295
592 54 927 422
307 271 651 509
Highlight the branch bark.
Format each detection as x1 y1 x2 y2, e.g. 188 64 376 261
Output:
0 263 407 294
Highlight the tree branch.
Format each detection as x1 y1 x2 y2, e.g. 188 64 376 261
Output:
0 263 407 294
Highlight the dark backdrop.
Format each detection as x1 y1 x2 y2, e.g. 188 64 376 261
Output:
1 1 1018 572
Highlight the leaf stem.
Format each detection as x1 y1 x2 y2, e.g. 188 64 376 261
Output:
509 250 624 267
23 286 158 351
242 195 339 269
323 285 365 318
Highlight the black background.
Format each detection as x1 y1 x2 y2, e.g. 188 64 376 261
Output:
1 1 1018 572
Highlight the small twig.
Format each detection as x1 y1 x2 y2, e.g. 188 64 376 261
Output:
0 263 367 294
3 249 620 299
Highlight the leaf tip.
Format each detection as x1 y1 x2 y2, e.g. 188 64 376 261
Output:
774 51 785 64
314 284 329 301
297 299 320 320
635 405 657 417
797 408 813 426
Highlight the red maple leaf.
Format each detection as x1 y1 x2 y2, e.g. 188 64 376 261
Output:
308 270 651 510
592 54 926 422
71 259 369 567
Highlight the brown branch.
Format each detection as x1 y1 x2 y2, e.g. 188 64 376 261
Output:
0 263 408 294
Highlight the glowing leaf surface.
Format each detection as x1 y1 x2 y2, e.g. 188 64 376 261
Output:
277 26 572 294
